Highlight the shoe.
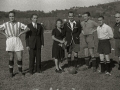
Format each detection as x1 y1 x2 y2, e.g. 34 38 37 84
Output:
16 72 25 77
105 72 111 76
118 64 120 70
9 73 14 78
98 70 104 74
111 48 115 50
25 73 33 77
59 68 65 72
93 67 96 72
55 69 62 73
36 70 42 73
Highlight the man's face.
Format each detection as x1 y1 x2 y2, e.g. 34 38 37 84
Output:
68 13 74 22
83 14 89 21
9 13 15 22
115 13 120 23
32 15 38 23
98 17 104 26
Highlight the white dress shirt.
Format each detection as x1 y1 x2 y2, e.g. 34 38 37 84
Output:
32 22 37 29
69 20 76 31
97 23 113 40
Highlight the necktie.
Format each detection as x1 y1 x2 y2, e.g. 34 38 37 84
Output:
34 24 37 29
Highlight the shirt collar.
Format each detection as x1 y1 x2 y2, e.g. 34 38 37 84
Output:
115 22 120 26
99 23 106 28
84 19 90 23
32 22 37 26
8 20 17 24
69 20 76 24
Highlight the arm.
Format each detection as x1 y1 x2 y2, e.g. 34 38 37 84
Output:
62 23 67 39
76 21 82 36
107 26 113 39
0 30 8 38
25 29 30 47
40 25 44 47
0 24 8 38
93 21 98 32
80 22 84 35
52 35 64 43
18 23 30 37
18 27 30 37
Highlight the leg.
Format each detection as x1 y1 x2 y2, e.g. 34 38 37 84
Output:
66 45 72 67
54 59 62 73
84 48 90 67
89 48 96 72
89 48 95 58
58 60 62 69
55 59 59 70
84 48 89 57
115 39 120 70
8 51 14 77
73 52 78 68
105 54 111 74
118 56 120 70
29 49 36 74
16 51 23 73
36 49 41 73
99 54 105 73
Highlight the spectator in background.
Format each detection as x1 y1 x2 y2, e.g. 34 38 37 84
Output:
81 12 98 72
52 19 65 73
97 16 113 75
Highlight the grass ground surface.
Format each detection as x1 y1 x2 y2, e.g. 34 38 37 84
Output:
0 31 120 90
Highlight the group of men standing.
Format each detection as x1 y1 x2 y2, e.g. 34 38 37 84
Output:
0 10 120 77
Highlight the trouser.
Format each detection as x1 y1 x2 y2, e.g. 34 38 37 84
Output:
29 48 41 74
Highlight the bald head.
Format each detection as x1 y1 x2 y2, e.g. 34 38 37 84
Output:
115 13 120 23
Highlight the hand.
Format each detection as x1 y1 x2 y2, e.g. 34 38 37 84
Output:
60 40 64 43
6 35 9 38
26 47 30 51
119 28 120 32
60 40 65 44
41 45 44 48
82 31 84 35
18 34 21 37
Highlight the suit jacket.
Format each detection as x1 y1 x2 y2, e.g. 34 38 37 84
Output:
25 23 44 49
63 21 82 45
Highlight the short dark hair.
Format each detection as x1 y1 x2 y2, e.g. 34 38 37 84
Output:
30 14 38 19
68 11 74 15
98 16 104 19
84 12 91 16
9 11 15 16
56 18 63 24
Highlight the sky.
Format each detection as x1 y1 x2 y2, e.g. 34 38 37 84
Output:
0 0 115 12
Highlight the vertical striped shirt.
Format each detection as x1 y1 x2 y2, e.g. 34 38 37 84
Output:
0 21 27 37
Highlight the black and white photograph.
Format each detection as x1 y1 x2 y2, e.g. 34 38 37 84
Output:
0 0 120 90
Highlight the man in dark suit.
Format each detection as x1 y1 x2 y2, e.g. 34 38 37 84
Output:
63 11 82 68
25 14 44 75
